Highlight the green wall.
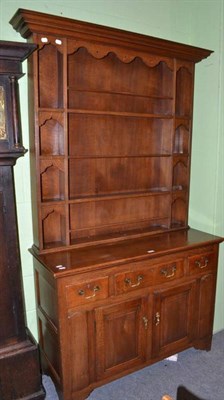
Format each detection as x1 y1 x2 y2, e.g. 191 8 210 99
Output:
0 0 223 338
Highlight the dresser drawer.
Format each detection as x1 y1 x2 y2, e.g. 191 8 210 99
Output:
153 259 184 284
66 277 109 308
188 252 216 275
115 266 154 295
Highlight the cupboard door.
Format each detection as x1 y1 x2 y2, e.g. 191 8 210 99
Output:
95 297 150 379
152 281 197 358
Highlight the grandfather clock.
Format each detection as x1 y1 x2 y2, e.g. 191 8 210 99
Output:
0 41 45 399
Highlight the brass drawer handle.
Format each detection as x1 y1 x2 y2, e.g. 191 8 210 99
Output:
124 274 143 287
195 258 209 269
78 285 100 299
160 265 176 278
142 316 148 330
155 312 160 326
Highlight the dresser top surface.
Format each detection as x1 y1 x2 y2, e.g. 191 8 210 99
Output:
31 228 223 277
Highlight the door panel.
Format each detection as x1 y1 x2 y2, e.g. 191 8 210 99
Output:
95 297 149 379
152 281 197 357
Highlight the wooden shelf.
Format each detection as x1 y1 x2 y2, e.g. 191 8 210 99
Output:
67 109 174 118
69 223 171 247
68 87 174 100
69 189 171 203
68 154 172 159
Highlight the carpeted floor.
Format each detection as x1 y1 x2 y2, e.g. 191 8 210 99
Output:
43 330 224 400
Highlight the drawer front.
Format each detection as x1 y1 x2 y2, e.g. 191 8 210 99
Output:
66 277 109 308
115 267 154 295
153 259 184 284
188 252 216 276
115 259 184 295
